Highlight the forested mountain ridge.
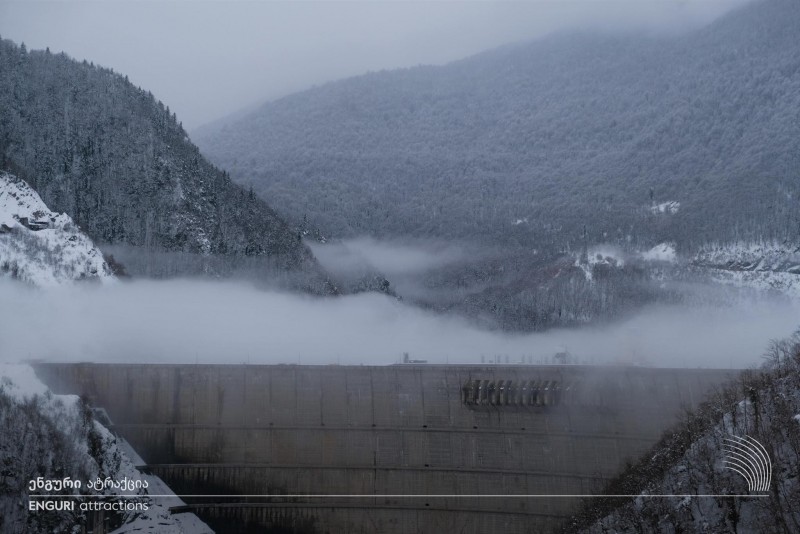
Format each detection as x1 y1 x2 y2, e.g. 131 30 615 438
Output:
0 39 332 292
196 0 800 253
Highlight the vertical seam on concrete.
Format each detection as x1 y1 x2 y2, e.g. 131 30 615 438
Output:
191 366 196 426
370 369 377 496
173 366 180 426
319 367 325 427
419 367 425 427
241 365 247 428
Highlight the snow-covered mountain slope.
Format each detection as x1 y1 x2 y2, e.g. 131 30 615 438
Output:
196 0 800 248
568 330 800 533
0 172 114 286
693 241 800 273
691 241 800 298
0 363 212 533
565 240 800 312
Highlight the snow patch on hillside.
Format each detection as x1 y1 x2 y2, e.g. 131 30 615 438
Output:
641 243 677 263
0 172 115 286
693 241 800 272
588 245 625 267
650 201 680 215
703 269 800 299
692 241 800 298
575 245 626 281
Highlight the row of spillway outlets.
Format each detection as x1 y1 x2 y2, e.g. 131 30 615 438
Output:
461 378 572 407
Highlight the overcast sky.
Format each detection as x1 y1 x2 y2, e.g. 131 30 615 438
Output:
0 1 751 130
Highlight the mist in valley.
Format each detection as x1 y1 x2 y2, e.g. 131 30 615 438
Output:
3 2 800 532
1 275 796 369
309 237 487 300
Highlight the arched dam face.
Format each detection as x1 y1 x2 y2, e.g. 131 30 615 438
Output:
34 363 738 534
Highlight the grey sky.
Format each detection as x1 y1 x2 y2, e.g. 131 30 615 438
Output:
0 1 751 130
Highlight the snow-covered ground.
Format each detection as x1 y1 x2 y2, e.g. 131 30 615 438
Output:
650 200 680 215
693 241 800 272
586 245 626 267
569 239 800 305
575 245 626 281
0 363 212 534
0 172 114 286
701 269 800 299
641 242 677 263
692 241 800 298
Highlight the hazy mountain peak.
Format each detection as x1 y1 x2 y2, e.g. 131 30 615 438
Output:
195 0 800 252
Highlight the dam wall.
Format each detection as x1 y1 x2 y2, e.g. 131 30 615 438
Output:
34 363 739 533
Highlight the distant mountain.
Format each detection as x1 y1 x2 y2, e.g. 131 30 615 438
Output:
0 39 332 293
195 0 800 253
0 172 114 286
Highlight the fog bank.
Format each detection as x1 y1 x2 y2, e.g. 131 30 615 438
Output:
309 237 472 278
0 279 796 368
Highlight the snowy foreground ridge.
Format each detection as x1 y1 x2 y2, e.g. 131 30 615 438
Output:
0 172 114 286
0 363 212 533
570 330 800 533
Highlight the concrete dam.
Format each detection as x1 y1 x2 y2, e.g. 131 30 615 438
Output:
34 363 739 533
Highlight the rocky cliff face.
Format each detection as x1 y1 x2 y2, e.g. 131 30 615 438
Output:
0 171 114 286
